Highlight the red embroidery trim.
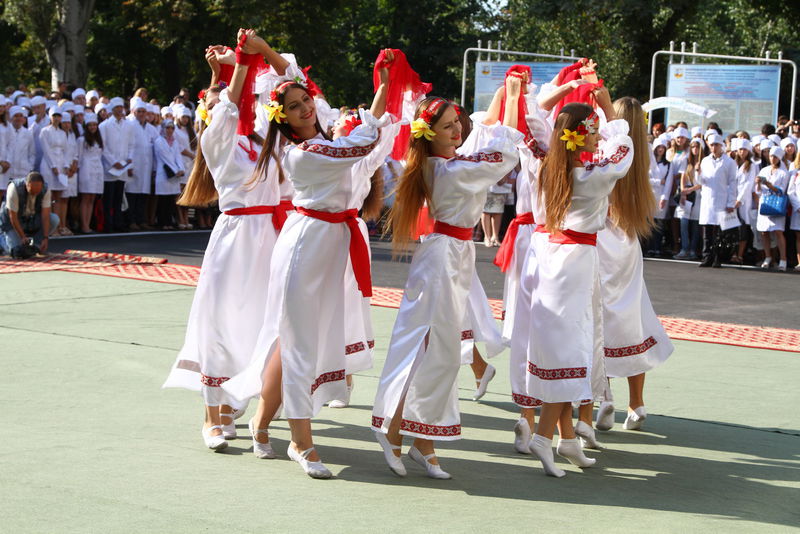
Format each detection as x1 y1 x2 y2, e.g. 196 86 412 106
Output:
310 369 346 394
584 145 630 171
454 151 503 164
345 339 376 355
400 419 461 437
200 374 230 387
525 137 547 160
512 392 543 407
298 132 380 159
527 362 587 380
372 416 385 428
461 329 474 341
604 336 658 357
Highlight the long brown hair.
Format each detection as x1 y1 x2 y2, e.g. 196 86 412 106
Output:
250 82 329 186
361 168 385 222
735 148 752 174
178 87 221 207
683 140 705 185
387 96 451 254
537 103 593 234
608 97 655 239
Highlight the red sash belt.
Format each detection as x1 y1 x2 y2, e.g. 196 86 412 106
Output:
493 212 535 272
296 206 372 298
433 220 473 241
534 224 596 246
224 200 296 231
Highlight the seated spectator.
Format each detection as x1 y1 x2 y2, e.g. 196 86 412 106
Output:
0 172 58 256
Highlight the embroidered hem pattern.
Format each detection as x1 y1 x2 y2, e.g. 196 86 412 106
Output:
310 369 346 394
584 145 630 171
512 392 543 407
604 336 657 358
371 416 461 438
525 137 547 160
298 132 380 159
345 339 375 355
201 374 230 387
454 151 503 164
461 329 474 341
527 362 587 380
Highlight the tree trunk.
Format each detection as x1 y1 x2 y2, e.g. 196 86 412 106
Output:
45 0 96 90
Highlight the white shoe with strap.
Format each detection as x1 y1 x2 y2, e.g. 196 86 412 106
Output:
473 364 496 401
408 446 451 479
374 431 406 476
328 384 353 409
220 411 237 439
248 418 276 459
287 446 332 479
201 425 228 451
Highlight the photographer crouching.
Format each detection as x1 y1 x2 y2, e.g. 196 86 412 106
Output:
0 172 59 258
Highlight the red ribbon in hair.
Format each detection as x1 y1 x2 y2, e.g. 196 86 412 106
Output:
499 65 532 142
302 66 323 98
342 115 362 136
552 59 604 118
235 33 267 136
373 49 432 160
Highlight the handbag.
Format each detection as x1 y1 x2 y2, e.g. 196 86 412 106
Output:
759 190 787 216
163 164 176 179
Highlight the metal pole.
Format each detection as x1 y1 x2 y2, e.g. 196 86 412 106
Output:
560 47 565 58
680 42 686 64
692 42 697 64
570 49 576 58
669 41 675 64
477 40 482 61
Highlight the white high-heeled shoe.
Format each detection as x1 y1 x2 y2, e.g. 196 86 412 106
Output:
408 446 451 479
596 401 615 431
287 445 332 479
473 364 496 401
574 420 602 449
248 418 276 459
623 406 647 430
374 431 406 476
220 412 237 439
202 425 228 451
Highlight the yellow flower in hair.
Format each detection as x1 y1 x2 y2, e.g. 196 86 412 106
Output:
197 104 210 126
560 128 585 151
411 118 436 141
264 101 287 124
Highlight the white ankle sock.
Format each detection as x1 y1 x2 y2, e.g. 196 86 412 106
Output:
557 438 596 468
530 434 566 477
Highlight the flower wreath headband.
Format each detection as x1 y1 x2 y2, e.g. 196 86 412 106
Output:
411 98 457 141
263 77 311 124
560 111 599 151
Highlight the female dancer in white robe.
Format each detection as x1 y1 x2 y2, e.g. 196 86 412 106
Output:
223 48 397 478
163 36 298 451
371 80 522 479
582 97 673 443
526 91 633 477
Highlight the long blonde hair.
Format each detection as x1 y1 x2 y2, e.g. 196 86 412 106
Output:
178 87 221 207
608 97 655 239
537 103 593 234
387 96 450 254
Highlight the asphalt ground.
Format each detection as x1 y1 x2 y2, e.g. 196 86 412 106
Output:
50 230 800 330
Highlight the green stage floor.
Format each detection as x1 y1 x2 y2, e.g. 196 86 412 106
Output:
2 271 799 533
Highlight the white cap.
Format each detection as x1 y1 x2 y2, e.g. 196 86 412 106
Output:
704 129 718 140
653 137 669 150
84 112 98 124
673 126 690 139
16 97 31 108
779 137 795 151
10 90 23 101
109 96 125 109
9 105 27 117
176 106 192 118
759 139 775 151
656 133 671 145
691 126 702 136
72 88 86 99
730 138 743 151
147 103 159 114
0 95 6 106
49 106 63 117
769 146 785 160
162 119 175 129
738 139 753 153
86 89 100 100
690 137 706 149
160 106 172 118
94 102 107 114
707 133 724 146
61 102 75 114
768 134 781 145
30 95 46 107
130 99 147 111
45 99 57 110
751 134 765 146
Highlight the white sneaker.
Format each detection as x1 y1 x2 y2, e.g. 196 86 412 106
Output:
761 258 772 269
596 402 615 431
574 420 602 449
202 425 228 451
328 384 353 409
287 445 332 479
374 431 406 476
623 406 648 431
408 446 451 479
778 260 787 272
473 364 496 401
248 418 276 459
513 418 532 454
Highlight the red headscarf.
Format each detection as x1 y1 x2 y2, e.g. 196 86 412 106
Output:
552 59 604 118
235 34 268 136
498 65 532 141
373 49 432 160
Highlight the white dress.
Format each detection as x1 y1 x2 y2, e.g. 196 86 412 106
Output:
78 138 105 195
735 163 757 224
371 125 522 441
525 120 634 404
62 133 79 198
38 125 68 191
788 172 800 231
153 136 185 195
174 127 195 185
755 166 790 232
163 94 283 407
126 119 158 195
649 160 673 219
223 110 396 418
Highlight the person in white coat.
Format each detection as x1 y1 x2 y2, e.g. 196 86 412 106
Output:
730 138 757 264
0 96 10 189
77 113 104 233
646 138 672 256
27 95 49 172
787 166 800 271
697 133 738 267
126 100 158 231
3 106 36 194
173 106 195 229
755 146 789 270
39 107 68 231
98 97 135 232
152 121 185 229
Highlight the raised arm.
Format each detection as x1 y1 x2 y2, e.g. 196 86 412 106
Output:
370 49 392 119
502 75 521 128
482 85 505 125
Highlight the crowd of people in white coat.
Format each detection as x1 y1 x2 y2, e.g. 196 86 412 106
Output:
645 119 800 271
156 30 679 481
